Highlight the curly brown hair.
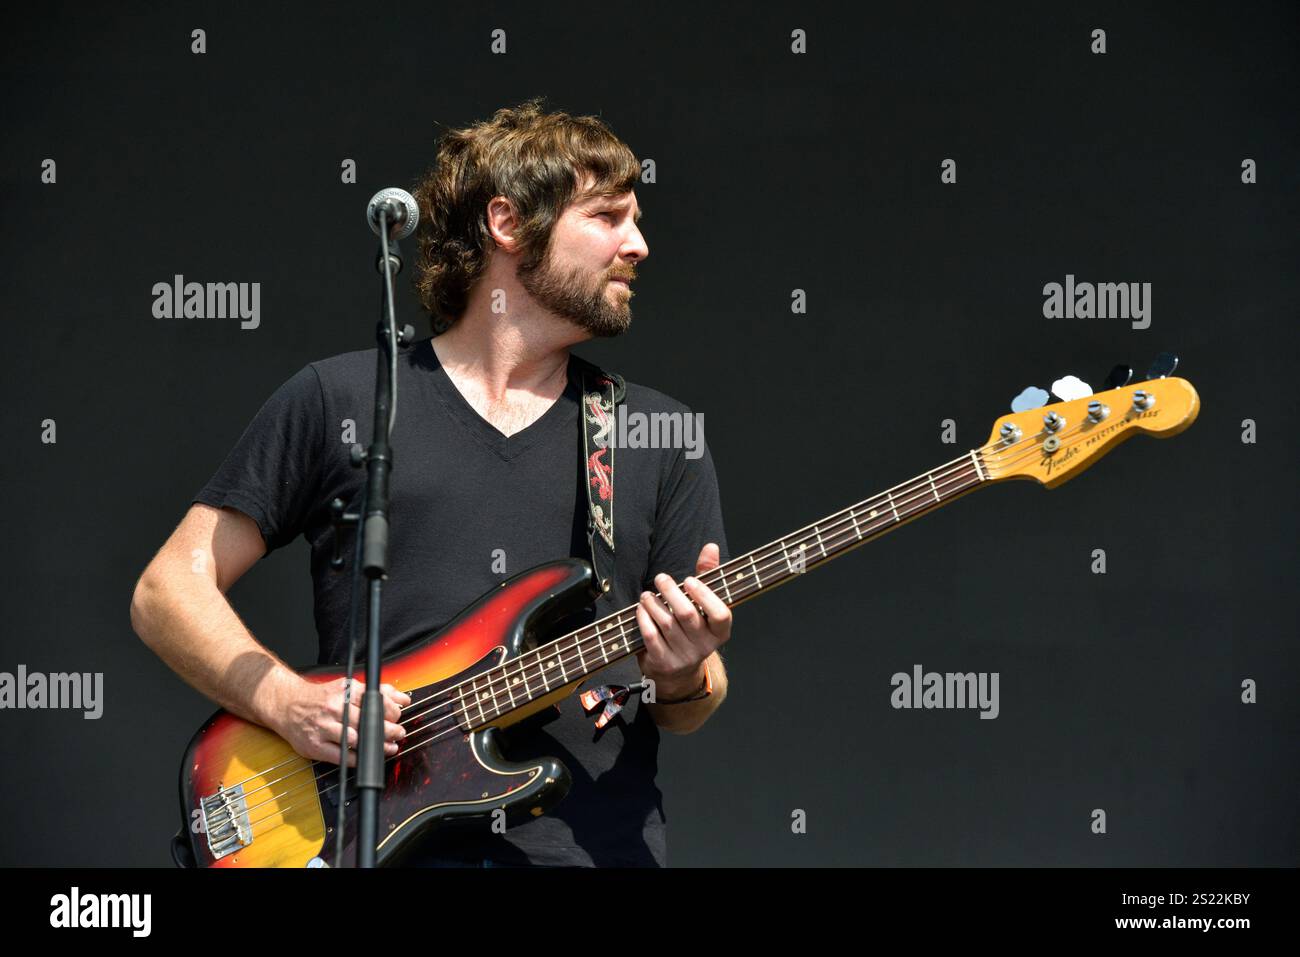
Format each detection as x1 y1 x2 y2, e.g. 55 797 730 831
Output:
410 97 641 334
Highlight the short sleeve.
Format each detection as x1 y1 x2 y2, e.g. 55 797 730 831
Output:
643 430 729 589
191 364 326 556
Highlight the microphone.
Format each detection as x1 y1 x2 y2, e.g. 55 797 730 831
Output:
366 187 419 240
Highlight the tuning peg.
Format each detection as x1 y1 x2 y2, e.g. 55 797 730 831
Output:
1145 352 1179 380
1011 386 1050 413
1050 375 1093 401
1103 364 1133 390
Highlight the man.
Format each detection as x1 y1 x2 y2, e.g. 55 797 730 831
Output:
130 99 732 867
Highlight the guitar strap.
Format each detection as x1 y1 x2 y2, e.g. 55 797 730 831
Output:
572 354 626 599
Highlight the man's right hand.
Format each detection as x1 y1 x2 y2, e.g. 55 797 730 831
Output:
271 675 411 766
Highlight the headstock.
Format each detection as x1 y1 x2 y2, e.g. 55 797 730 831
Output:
982 367 1199 489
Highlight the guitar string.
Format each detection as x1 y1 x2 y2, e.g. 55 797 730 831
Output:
206 425 1071 836
226 423 1088 843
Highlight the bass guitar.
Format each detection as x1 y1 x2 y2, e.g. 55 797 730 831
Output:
173 361 1199 866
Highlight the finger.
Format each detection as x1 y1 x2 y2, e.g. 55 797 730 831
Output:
381 683 412 707
342 700 363 728
382 694 401 723
385 720 407 744
319 745 357 768
696 542 721 574
640 589 678 639
654 573 702 632
636 602 673 667
327 721 360 750
682 576 731 629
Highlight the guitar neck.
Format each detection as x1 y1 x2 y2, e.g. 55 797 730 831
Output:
456 448 991 727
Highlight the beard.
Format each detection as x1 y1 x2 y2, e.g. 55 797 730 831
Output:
516 247 634 339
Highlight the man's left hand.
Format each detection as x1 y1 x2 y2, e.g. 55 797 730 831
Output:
635 542 732 698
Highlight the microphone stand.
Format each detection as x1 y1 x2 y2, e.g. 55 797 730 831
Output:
348 203 414 868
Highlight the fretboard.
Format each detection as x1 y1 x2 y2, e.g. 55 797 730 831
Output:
454 448 989 729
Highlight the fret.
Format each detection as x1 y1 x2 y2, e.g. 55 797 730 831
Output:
504 666 517 708
473 676 489 725
813 527 827 558
557 645 568 683
887 493 900 522
849 507 862 540
512 657 528 701
732 563 747 595
927 472 941 503
510 665 526 704
575 633 588 672
456 683 469 730
608 619 628 656
719 572 733 604
749 553 762 589
528 652 546 697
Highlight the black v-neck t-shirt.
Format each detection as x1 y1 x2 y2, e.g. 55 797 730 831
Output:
192 337 728 866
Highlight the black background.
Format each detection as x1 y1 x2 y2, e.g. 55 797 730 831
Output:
1 1 1296 866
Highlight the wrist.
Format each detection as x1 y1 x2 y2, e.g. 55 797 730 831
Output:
648 660 711 704
253 666 302 730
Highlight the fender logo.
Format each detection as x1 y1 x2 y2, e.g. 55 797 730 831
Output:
1042 408 1160 474
1041 444 1078 475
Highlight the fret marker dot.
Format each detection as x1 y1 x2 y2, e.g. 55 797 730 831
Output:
871 510 878 517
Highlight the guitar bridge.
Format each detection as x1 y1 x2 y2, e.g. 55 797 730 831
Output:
201 784 252 860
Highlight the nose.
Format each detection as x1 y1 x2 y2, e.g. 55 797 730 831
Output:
621 223 649 263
